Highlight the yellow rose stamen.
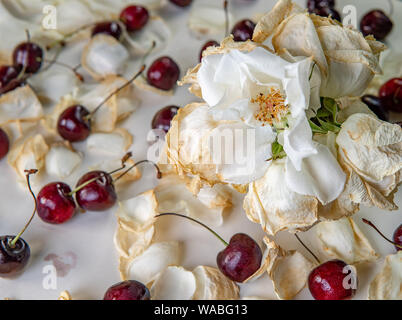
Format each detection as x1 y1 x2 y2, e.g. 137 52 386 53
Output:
252 88 288 126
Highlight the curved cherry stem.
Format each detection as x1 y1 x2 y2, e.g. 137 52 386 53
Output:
9 169 38 248
294 234 321 264
39 58 84 81
155 213 229 247
25 29 31 43
224 0 229 37
114 159 162 182
362 219 402 249
88 64 146 119
46 22 99 50
140 41 156 67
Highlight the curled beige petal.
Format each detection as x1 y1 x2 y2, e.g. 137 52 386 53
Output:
368 252 402 300
58 291 72 300
0 86 43 124
150 266 196 300
45 145 82 178
7 134 49 182
134 75 174 96
82 34 129 81
192 266 239 300
116 190 158 232
126 241 182 286
90 158 141 187
2 119 38 145
243 160 318 235
86 128 133 156
114 224 154 260
155 174 225 227
314 217 378 265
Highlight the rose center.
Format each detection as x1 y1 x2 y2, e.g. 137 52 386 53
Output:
252 88 289 127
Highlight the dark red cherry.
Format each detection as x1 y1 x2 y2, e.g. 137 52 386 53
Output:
308 259 356 300
311 6 341 21
169 0 193 7
393 225 402 252
0 236 30 277
12 42 44 74
147 57 180 91
361 95 389 121
104 280 150 300
152 105 179 133
0 128 10 160
231 19 256 42
92 21 123 40
360 10 393 41
57 105 91 142
307 0 335 12
75 171 117 212
217 233 262 283
37 182 76 224
0 65 21 89
199 40 219 62
120 5 149 32
379 78 402 113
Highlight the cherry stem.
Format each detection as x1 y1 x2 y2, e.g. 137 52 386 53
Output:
294 234 321 265
114 159 162 182
46 22 99 50
25 29 31 43
39 58 84 81
88 65 146 119
224 0 229 37
9 169 38 248
155 213 229 247
362 219 402 249
67 152 132 196
140 41 156 67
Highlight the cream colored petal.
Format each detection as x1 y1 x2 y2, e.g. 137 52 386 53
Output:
150 266 196 300
192 266 239 300
126 241 181 286
114 223 154 259
45 145 81 178
243 160 318 235
368 252 402 300
82 34 129 81
86 128 133 156
0 86 43 124
134 75 174 96
90 158 141 186
314 217 378 265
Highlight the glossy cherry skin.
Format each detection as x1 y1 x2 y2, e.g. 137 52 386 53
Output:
57 105 91 142
104 280 150 300
199 40 219 62
393 224 402 252
379 78 402 113
0 236 30 277
307 0 335 12
75 171 117 212
217 233 262 283
0 65 21 89
120 5 149 32
231 19 256 42
360 10 393 41
169 0 193 7
37 182 76 224
0 128 9 160
152 105 179 133
147 57 180 91
308 260 356 300
92 21 123 40
361 95 389 121
12 42 44 74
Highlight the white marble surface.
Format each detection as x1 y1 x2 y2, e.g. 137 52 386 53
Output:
0 0 401 300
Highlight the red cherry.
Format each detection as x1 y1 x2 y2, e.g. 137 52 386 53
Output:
217 233 262 283
0 65 21 88
0 128 10 160
147 57 180 91
360 10 393 41
312 6 341 21
104 280 150 300
394 225 402 252
0 236 30 277
361 95 389 121
308 260 356 300
152 105 179 133
57 105 91 142
169 0 193 7
37 182 76 224
12 42 44 74
92 21 123 40
379 78 402 113
199 40 219 62
120 5 149 32
75 171 117 212
307 0 335 12
231 19 256 42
